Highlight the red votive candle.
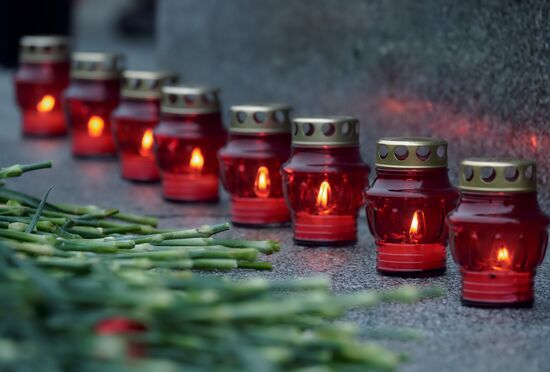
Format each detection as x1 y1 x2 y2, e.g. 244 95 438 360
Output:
447 159 549 308
365 138 458 277
155 85 226 202
65 52 124 157
281 117 370 246
111 71 179 181
219 104 292 226
14 36 70 136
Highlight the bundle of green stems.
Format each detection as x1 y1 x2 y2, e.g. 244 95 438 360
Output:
0 161 277 272
0 161 442 371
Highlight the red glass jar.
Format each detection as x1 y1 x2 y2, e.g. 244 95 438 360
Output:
219 104 292 226
447 159 549 308
14 36 70 136
155 85 226 202
365 138 458 277
282 117 370 246
111 71 179 181
64 52 124 157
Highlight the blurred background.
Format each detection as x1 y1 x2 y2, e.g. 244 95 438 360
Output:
2 0 550 208
0 0 155 69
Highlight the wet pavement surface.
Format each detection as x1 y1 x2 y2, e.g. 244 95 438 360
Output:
1 2 549 369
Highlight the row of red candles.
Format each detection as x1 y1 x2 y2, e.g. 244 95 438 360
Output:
13 37 548 309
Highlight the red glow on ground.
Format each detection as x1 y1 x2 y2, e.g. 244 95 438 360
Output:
530 135 538 149
380 97 433 116
296 249 350 272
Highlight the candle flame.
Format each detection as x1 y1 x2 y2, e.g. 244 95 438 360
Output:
408 210 425 242
36 95 55 113
139 129 154 156
316 181 331 210
189 147 204 172
254 166 270 198
494 246 511 270
409 212 420 235
87 115 104 138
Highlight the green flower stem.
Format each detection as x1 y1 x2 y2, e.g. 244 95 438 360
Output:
54 203 158 226
54 239 134 253
8 220 57 233
155 238 280 254
0 161 52 179
64 226 105 238
33 257 92 273
177 287 440 323
0 187 50 209
101 225 148 235
162 275 329 295
0 188 158 227
109 258 241 271
10 241 73 257
111 247 259 261
7 222 27 231
0 216 66 232
0 229 55 244
110 212 158 227
133 223 230 244
76 208 119 220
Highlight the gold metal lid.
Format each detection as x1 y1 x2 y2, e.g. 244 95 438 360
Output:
459 158 537 192
229 104 291 134
71 52 125 80
161 85 221 114
121 71 179 99
375 137 448 169
292 116 359 147
19 35 70 63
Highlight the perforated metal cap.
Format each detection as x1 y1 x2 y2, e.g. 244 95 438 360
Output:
229 104 291 134
459 158 537 192
375 137 448 169
161 85 221 114
292 116 359 147
121 71 179 99
19 35 70 63
71 52 125 80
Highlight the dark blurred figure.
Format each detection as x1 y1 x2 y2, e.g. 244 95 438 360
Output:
0 0 72 68
115 0 155 38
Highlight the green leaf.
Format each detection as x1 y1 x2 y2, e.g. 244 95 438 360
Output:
26 187 54 234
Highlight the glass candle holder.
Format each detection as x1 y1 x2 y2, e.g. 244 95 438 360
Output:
219 104 292 226
155 85 226 202
64 52 125 157
447 159 549 308
364 138 458 277
14 36 70 136
111 71 179 182
281 117 370 246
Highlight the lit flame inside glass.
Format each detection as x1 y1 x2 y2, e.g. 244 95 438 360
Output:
139 129 154 156
254 166 270 198
189 147 204 172
36 95 55 113
493 245 511 271
87 115 104 138
408 210 425 242
316 181 332 213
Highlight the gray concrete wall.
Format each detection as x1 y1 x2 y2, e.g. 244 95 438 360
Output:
157 0 550 205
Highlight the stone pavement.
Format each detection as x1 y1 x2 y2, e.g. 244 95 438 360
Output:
2 71 549 372
1 2 550 370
